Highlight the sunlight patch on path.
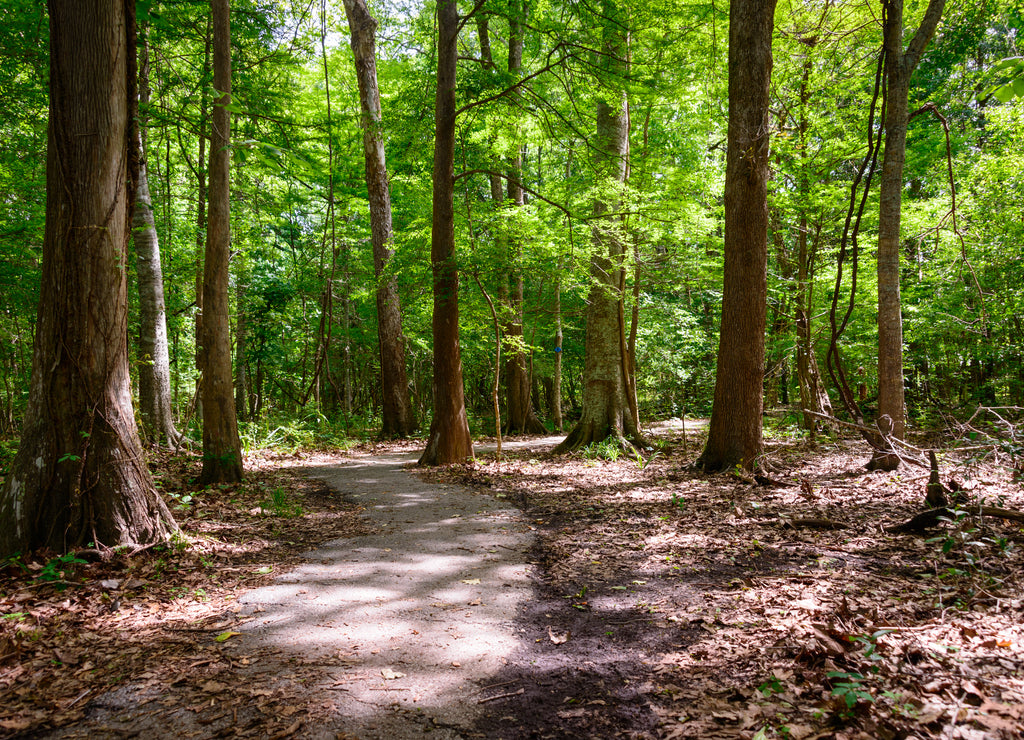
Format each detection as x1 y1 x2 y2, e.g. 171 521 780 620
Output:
232 450 534 738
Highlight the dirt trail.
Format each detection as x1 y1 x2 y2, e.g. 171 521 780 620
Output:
229 444 537 738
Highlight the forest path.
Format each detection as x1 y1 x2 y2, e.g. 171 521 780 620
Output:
227 439 545 739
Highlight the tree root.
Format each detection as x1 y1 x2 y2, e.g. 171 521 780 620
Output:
886 505 1024 534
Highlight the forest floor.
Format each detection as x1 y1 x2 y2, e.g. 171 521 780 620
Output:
1 421 1023 739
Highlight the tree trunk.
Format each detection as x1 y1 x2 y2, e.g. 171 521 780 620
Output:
501 2 545 436
135 31 184 449
554 0 641 453
624 237 641 430
696 0 778 472
504 271 547 434
793 56 831 432
796 218 831 431
199 0 243 484
0 0 177 557
872 0 946 470
135 155 186 449
234 258 249 422
343 0 416 438
193 20 211 423
418 0 473 466
552 275 564 431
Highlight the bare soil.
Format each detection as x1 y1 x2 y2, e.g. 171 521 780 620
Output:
2 425 1023 739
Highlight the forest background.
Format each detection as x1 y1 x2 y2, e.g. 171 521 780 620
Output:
0 0 1023 501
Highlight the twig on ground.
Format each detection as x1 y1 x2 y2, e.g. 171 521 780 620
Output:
478 687 525 704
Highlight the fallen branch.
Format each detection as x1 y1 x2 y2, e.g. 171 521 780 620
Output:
478 687 525 704
886 505 1024 534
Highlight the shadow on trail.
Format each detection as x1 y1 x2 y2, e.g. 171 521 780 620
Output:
231 451 534 735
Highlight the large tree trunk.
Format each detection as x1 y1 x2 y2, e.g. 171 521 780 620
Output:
696 0 778 472
199 0 243 484
418 0 474 465
343 0 416 438
872 0 946 470
554 0 641 453
0 0 177 557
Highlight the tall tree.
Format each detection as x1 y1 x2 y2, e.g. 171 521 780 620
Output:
554 0 643 452
792 53 832 433
0 0 176 557
193 19 212 422
502 1 546 436
696 0 778 472
199 0 243 483
419 0 474 465
135 31 185 449
872 0 946 469
342 0 417 438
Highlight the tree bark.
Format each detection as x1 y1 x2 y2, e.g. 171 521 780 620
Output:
135 31 184 449
342 0 416 438
872 0 946 470
0 0 177 557
199 0 243 484
554 0 641 453
696 0 778 472
418 0 474 465
135 154 186 449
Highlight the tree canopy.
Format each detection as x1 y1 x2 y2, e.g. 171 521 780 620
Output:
0 0 1021 473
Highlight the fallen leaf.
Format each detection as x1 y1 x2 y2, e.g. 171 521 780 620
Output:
214 631 241 642
548 625 570 644
0 719 32 731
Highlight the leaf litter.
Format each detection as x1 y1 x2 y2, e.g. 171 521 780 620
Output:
0 449 371 738
440 426 1024 740
1 430 1022 739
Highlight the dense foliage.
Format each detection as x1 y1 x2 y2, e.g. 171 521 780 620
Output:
0 0 1022 449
